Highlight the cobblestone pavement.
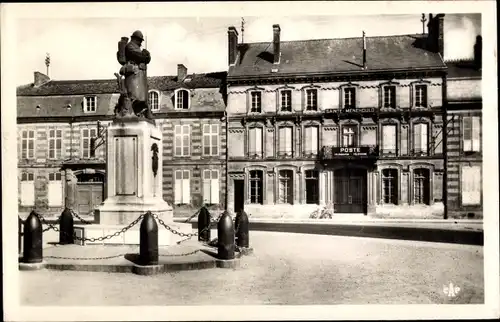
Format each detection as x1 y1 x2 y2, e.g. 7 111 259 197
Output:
20 231 483 306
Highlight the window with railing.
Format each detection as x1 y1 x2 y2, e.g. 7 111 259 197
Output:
413 123 428 155
280 90 292 112
249 170 263 204
248 127 263 158
304 126 319 155
278 170 293 204
382 169 398 204
413 168 430 205
278 126 293 156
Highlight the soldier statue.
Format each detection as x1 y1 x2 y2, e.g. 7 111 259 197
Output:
114 30 153 119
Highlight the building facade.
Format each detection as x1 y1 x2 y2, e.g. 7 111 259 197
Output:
17 66 227 217
225 15 448 218
444 36 483 219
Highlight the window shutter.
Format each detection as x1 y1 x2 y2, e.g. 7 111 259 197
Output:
256 128 262 154
414 124 421 151
211 170 219 204
21 181 35 206
182 170 190 204
212 124 219 155
422 124 428 153
249 128 256 154
279 128 285 152
304 127 311 152
174 171 182 204
285 127 292 152
203 170 211 204
472 117 480 151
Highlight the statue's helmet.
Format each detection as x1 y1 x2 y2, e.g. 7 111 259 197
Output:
131 30 144 41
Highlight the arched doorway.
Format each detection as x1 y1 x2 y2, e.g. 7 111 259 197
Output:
75 171 105 215
333 167 367 213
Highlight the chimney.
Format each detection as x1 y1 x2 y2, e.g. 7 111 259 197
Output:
34 71 50 87
427 13 445 57
228 26 239 66
362 31 367 70
177 64 187 81
474 35 482 70
273 24 281 64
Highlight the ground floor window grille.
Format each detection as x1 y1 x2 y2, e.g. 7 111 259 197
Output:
305 170 319 204
278 170 293 204
413 168 430 205
382 169 398 204
249 170 263 204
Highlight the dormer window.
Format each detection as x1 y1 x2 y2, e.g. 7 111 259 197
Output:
175 89 190 110
344 88 356 109
280 90 292 112
305 89 318 111
250 91 262 113
84 96 97 113
415 85 428 108
382 86 396 108
148 90 160 112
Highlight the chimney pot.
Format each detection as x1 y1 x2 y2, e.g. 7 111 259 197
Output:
427 13 445 57
177 64 188 81
273 24 281 64
228 26 239 66
474 35 482 70
34 71 50 87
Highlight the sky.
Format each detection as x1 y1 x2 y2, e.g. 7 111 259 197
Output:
15 13 481 85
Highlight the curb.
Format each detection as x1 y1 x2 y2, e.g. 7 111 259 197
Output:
187 222 483 246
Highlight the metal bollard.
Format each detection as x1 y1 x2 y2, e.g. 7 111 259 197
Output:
198 206 211 242
217 211 235 260
22 211 43 263
59 208 74 244
139 212 159 265
235 210 249 248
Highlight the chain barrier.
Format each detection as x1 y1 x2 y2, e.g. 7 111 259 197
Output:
45 253 130 261
70 209 93 225
183 208 201 223
160 249 201 257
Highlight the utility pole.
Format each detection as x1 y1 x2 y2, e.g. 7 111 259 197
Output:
241 17 245 43
45 53 50 76
421 14 427 34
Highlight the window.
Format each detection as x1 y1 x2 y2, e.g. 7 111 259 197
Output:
342 126 357 147
305 170 319 204
415 85 427 107
280 90 292 112
250 91 262 113
382 169 398 204
248 127 263 157
463 116 480 152
84 96 97 113
48 172 63 207
82 128 97 158
306 89 318 111
148 90 160 111
304 126 319 155
344 88 356 109
249 170 263 204
278 126 293 155
20 172 35 206
175 89 189 110
203 124 219 156
413 123 428 155
203 170 219 205
21 130 35 159
413 168 430 205
48 129 63 159
382 125 397 154
174 170 190 204
278 170 293 204
383 86 396 108
461 165 481 205
174 125 190 157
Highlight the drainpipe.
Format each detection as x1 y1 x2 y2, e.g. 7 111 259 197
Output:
224 110 229 212
443 73 448 220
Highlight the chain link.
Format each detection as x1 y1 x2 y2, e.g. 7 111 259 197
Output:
160 249 201 257
70 209 93 225
45 253 129 261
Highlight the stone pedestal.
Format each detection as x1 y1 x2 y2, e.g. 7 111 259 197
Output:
90 119 189 245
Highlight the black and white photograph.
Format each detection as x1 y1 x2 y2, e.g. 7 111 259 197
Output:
2 1 498 321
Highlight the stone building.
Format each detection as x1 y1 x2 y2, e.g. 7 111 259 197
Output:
444 36 483 219
225 14 448 218
17 66 227 217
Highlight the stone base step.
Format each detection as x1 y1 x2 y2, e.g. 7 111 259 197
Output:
74 222 193 246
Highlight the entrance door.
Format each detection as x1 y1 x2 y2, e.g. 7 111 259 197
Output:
334 168 366 213
76 184 103 215
234 180 245 214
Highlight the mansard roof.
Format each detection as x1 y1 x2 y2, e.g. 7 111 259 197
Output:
228 34 446 80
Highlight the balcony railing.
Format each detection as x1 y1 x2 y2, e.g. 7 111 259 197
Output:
247 151 264 159
321 145 379 160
